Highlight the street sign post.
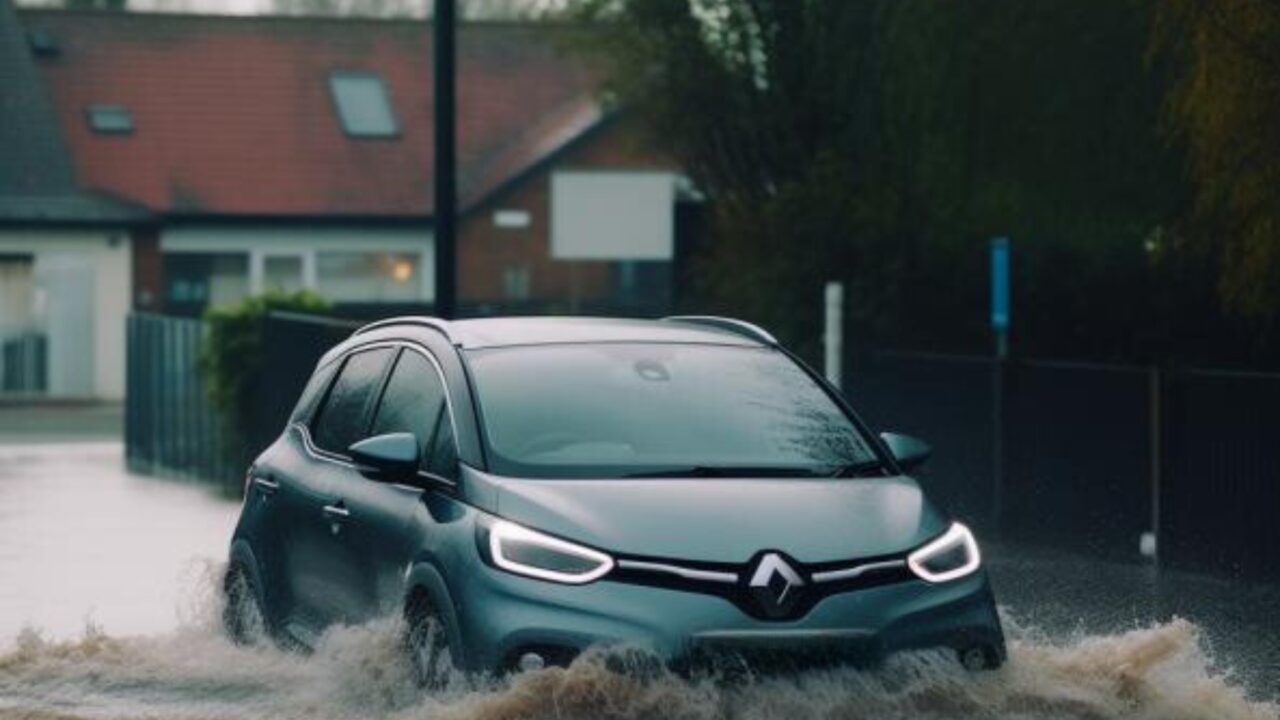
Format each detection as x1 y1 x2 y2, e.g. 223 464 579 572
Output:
989 236 1010 537
990 236 1010 358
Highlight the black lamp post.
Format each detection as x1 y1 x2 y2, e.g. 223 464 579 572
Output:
433 0 457 318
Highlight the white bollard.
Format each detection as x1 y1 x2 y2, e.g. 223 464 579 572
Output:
824 282 844 389
1139 531 1157 560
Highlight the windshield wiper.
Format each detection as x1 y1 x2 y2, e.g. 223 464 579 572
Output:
828 460 889 478
621 466 823 479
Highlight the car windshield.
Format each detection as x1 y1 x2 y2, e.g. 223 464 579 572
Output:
465 342 880 479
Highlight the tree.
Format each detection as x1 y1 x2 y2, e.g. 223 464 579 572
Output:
572 0 1195 364
1155 0 1280 330
571 0 906 356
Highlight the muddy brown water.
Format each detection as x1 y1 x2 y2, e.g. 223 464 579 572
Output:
2 607 1276 720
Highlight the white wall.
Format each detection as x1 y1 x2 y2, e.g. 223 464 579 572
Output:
162 225 435 302
0 229 131 400
551 171 675 261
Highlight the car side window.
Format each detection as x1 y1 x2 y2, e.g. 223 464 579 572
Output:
290 358 340 424
311 347 395 455
426 403 459 481
369 349 457 479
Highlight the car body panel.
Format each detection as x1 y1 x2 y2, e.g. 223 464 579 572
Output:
448 316 763 350
475 470 947 564
445 507 1003 671
253 434 343 631
328 470 422 622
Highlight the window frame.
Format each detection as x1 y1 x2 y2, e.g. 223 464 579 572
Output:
367 348 455 480
302 340 462 487
327 71 401 139
307 346 397 459
289 355 342 425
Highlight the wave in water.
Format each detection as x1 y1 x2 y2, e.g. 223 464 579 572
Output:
0 567 1275 720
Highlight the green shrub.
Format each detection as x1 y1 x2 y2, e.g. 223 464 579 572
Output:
199 290 331 441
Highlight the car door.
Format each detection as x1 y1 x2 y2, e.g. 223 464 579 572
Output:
331 347 460 622
284 345 396 634
244 356 339 628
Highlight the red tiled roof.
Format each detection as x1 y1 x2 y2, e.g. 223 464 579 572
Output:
20 10 601 217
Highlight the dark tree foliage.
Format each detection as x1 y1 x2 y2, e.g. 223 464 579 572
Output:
1155 0 1280 345
573 0 1269 368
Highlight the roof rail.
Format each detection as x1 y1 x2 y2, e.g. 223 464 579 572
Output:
661 315 777 345
353 315 454 340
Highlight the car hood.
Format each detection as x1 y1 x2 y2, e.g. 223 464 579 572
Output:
465 470 948 564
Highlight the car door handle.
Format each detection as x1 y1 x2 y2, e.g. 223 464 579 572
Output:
322 503 350 520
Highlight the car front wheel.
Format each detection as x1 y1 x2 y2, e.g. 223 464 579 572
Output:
405 592 455 689
222 562 268 645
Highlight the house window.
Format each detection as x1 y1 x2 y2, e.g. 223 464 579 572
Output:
86 105 134 134
263 255 304 294
164 253 249 317
317 252 419 302
0 254 35 328
501 266 531 301
329 73 398 138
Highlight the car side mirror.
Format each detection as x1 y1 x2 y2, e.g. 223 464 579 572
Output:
880 432 932 473
349 432 419 482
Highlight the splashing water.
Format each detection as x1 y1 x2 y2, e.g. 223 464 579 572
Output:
0 565 1274 720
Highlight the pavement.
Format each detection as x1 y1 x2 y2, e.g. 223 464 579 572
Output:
0 401 123 443
0 441 239 641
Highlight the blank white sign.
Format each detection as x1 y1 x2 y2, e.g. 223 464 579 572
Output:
551 171 674 260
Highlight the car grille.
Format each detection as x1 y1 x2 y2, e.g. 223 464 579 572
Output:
607 550 914 621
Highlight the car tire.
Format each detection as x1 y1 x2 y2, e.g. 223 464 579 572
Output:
222 562 268 645
405 591 456 689
958 644 1003 671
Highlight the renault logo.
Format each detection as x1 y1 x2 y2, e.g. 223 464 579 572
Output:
747 552 805 618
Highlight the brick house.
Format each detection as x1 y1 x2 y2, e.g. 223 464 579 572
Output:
0 2 698 399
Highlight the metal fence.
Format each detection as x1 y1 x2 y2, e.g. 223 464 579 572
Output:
1162 369 1280 578
125 313 240 487
123 312 1280 581
124 311 359 490
0 324 47 396
846 350 1280 580
242 311 360 456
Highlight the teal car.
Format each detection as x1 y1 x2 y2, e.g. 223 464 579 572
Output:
223 316 1005 683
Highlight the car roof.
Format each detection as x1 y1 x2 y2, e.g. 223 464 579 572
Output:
356 316 772 350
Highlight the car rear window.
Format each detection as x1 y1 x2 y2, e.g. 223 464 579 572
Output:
465 343 878 479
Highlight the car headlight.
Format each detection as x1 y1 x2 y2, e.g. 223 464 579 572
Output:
479 517 614 585
907 522 981 583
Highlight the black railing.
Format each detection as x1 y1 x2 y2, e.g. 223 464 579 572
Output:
846 350 1280 580
125 313 239 487
125 311 360 491
124 312 1280 581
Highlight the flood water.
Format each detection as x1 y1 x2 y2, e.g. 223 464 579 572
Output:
1 443 1276 720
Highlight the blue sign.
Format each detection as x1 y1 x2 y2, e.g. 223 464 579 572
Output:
990 237 1010 331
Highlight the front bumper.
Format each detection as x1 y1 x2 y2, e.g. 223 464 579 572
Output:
451 555 1005 673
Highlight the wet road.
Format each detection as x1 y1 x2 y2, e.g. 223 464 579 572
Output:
0 442 239 640
0 441 1276 719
